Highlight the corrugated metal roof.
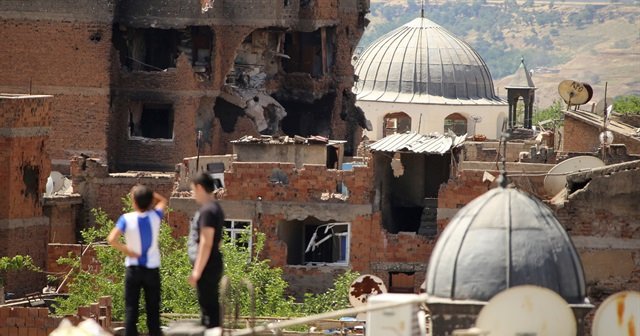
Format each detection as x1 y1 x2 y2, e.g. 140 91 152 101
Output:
368 132 466 154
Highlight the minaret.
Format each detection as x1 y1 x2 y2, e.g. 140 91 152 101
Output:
505 58 536 129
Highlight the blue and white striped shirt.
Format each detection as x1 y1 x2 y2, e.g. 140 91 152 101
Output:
115 209 163 269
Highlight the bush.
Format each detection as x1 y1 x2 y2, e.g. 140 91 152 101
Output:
614 95 640 115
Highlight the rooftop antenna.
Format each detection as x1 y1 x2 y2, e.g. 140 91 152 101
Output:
497 132 510 188
195 130 203 173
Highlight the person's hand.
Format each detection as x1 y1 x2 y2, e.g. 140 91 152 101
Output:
125 249 140 258
188 271 201 287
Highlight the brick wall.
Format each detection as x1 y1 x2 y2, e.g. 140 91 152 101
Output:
170 161 434 296
70 157 176 226
0 296 113 335
563 112 640 155
47 244 101 291
224 162 374 204
0 19 112 167
0 96 52 295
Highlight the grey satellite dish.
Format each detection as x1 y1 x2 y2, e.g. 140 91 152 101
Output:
594 97 614 117
543 156 605 196
349 274 387 307
476 285 576 336
592 291 640 336
558 80 593 106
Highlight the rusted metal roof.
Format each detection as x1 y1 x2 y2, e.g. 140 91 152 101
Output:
368 132 466 154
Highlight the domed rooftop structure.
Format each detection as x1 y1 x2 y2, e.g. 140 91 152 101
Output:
425 185 587 304
354 17 504 105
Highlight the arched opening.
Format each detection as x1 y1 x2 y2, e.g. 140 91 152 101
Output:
383 112 411 137
444 113 468 136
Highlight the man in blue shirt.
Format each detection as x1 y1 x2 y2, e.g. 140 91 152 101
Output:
108 185 168 336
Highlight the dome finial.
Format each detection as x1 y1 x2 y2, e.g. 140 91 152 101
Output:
497 132 510 188
421 0 425 18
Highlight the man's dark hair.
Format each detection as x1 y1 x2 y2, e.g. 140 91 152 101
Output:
192 172 216 193
132 185 154 211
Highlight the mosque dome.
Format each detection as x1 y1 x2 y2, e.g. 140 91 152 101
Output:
354 17 503 104
425 186 587 304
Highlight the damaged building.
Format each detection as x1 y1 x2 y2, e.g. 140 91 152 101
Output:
0 0 370 172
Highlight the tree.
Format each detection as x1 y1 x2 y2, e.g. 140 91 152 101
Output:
0 255 40 304
533 99 564 125
613 95 640 115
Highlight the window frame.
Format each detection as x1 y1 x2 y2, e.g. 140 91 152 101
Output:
302 222 350 266
223 219 252 250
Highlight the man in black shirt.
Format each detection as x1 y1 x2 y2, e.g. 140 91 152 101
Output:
187 173 225 329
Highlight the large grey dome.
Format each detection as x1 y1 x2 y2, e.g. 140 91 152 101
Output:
354 17 503 105
425 187 587 304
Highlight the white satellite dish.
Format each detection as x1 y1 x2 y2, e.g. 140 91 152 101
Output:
594 97 614 117
476 285 576 336
45 171 65 195
349 274 387 307
543 156 605 196
592 290 640 336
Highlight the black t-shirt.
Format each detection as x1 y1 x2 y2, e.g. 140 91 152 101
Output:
187 201 224 266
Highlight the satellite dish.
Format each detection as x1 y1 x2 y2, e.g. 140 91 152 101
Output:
476 285 576 336
558 80 593 106
45 171 65 195
543 156 605 196
348 274 387 307
594 97 614 117
592 291 640 336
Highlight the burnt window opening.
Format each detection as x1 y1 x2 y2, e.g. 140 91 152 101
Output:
112 25 212 72
389 272 416 293
283 27 335 77
129 103 174 140
21 164 40 204
383 112 412 137
277 93 336 137
213 97 246 133
444 113 468 136
375 152 450 235
278 219 350 266
188 26 213 72
300 0 312 7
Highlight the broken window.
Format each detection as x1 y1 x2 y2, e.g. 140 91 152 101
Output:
375 152 450 235
283 27 335 77
112 25 212 73
224 220 252 249
129 103 174 140
444 113 468 136
278 219 349 266
383 112 411 137
278 93 335 137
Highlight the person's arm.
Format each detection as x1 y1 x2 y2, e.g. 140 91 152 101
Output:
107 227 139 258
188 226 215 287
153 192 168 212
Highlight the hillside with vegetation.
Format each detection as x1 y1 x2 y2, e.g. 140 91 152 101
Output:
360 0 640 107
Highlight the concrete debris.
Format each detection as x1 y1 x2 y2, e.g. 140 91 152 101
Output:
221 85 287 135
